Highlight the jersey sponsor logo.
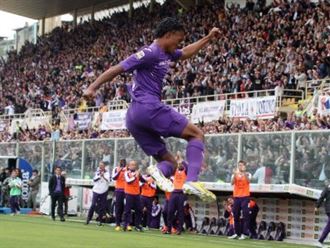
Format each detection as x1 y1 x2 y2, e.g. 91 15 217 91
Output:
135 50 145 60
158 59 170 66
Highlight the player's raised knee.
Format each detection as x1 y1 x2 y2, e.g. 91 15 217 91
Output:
194 129 204 141
181 122 204 141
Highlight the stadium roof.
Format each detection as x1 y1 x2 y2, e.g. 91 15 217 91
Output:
0 0 139 19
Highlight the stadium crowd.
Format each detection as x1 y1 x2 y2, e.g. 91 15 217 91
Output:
0 0 329 116
0 108 330 142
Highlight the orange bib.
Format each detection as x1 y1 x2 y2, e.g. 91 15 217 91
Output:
125 172 140 195
233 174 250 197
174 169 187 190
115 167 126 190
141 178 156 197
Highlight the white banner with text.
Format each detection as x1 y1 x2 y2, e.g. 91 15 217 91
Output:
229 96 276 119
191 100 226 123
100 110 127 130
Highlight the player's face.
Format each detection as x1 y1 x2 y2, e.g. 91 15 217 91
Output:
166 31 185 53
55 168 61 176
99 162 105 171
11 171 17 178
119 159 126 167
128 161 137 171
239 163 246 172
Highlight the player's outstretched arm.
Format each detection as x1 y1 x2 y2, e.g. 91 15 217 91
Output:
180 27 220 60
83 64 124 99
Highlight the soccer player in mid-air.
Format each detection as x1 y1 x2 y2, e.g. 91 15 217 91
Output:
84 17 220 202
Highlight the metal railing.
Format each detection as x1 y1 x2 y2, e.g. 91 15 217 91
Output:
3 78 330 121
164 89 279 109
306 77 330 97
0 112 26 121
62 99 129 116
0 87 305 134
291 78 330 115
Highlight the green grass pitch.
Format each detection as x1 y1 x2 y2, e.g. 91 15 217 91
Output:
0 215 313 248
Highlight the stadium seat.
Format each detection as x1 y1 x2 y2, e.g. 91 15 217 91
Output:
215 218 227 236
265 221 276 240
198 217 210 234
274 222 286 241
224 220 235 237
207 217 217 235
257 221 268 240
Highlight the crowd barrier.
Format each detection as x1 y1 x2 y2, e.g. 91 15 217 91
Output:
0 130 328 192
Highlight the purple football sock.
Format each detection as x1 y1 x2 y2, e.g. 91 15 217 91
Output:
157 161 175 178
186 139 205 182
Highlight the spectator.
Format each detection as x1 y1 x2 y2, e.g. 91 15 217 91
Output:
166 162 187 235
315 181 330 247
252 162 273 184
223 196 235 236
48 166 66 222
27 169 41 211
112 158 127 231
229 160 251 240
86 161 110 225
61 171 71 216
140 174 157 230
184 202 197 232
150 196 162 229
0 167 8 206
295 104 305 118
8 170 22 215
1 169 11 207
123 160 143 232
248 199 259 239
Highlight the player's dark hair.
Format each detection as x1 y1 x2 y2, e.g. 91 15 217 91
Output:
238 160 247 165
154 17 184 38
120 158 126 167
101 161 109 166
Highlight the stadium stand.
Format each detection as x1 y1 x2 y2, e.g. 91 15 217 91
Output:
0 0 329 142
0 0 329 113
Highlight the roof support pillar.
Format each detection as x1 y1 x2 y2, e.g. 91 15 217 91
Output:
41 17 46 36
129 0 133 18
91 5 95 24
149 0 155 13
73 9 78 27
175 0 195 10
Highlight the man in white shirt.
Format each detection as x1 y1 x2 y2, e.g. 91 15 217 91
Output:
86 161 110 225
253 163 273 184
4 103 15 116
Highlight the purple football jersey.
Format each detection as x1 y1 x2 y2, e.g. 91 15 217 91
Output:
120 42 182 103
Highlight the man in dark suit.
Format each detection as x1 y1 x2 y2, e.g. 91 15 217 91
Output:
48 166 65 222
315 181 330 247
